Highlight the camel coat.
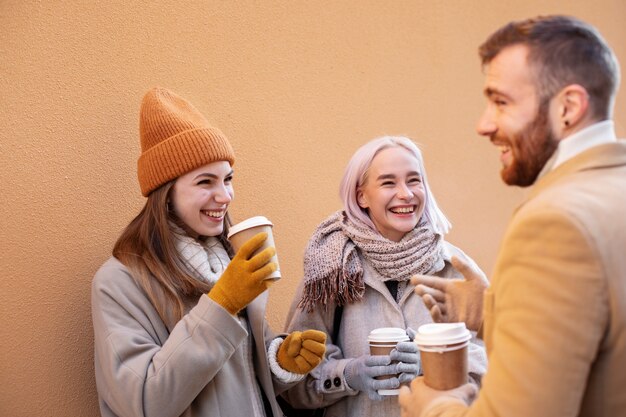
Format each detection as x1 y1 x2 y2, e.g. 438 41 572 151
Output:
425 142 626 416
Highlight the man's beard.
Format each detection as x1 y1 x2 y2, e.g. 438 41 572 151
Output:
499 101 559 187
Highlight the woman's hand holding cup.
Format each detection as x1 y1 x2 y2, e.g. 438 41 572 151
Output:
208 232 277 314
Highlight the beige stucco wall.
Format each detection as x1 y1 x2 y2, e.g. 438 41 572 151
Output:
1 1 624 415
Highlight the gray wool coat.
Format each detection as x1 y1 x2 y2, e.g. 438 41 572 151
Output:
282 242 487 417
92 257 290 417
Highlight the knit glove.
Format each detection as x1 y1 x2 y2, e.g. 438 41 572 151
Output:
277 330 327 374
344 354 399 400
390 341 421 384
208 232 277 314
411 255 488 332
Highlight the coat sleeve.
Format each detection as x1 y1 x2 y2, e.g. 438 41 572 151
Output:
466 339 487 387
91 260 248 417
424 207 607 417
442 242 488 386
279 279 359 409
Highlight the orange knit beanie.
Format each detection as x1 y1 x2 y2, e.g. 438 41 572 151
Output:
137 87 235 196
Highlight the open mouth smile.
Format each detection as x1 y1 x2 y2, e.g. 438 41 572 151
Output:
202 209 225 220
389 205 416 214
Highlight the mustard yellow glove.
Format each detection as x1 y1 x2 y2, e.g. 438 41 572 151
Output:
208 232 277 314
277 330 327 374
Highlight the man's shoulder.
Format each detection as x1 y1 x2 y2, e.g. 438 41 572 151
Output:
526 143 626 213
509 158 626 247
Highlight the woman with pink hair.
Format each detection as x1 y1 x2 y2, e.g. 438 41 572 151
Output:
281 136 486 417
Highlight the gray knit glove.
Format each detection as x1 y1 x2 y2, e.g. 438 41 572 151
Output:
390 341 421 384
344 355 399 400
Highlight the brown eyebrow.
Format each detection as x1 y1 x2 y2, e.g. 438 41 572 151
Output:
194 170 234 180
484 87 513 101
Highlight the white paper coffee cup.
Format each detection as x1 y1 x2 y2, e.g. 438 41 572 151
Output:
413 323 471 390
367 327 410 395
227 216 281 280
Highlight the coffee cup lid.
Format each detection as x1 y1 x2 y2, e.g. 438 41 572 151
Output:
413 323 471 346
228 216 273 238
367 327 410 343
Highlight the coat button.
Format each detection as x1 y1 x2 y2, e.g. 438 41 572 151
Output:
333 377 341 387
324 379 332 389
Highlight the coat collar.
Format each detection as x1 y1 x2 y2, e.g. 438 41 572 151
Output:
521 141 626 207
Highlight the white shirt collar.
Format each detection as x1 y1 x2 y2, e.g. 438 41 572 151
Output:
538 120 616 178
551 120 617 170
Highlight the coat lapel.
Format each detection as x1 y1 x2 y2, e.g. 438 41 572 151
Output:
525 141 626 205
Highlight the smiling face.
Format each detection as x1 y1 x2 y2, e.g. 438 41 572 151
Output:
476 44 559 186
170 161 234 237
356 146 425 242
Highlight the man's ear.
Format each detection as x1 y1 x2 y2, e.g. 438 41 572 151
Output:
556 84 590 129
356 189 368 209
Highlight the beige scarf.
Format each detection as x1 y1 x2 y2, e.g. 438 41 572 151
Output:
299 211 444 312
174 231 231 286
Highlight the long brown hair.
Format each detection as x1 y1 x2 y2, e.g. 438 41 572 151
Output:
113 181 234 326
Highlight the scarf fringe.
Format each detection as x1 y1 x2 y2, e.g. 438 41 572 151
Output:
298 210 444 312
298 268 365 313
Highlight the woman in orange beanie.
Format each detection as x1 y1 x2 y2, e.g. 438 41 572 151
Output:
91 87 326 417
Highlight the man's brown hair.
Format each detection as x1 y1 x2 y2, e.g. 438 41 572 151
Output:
479 15 620 120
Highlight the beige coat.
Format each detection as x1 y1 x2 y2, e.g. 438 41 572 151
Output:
426 142 626 417
283 242 487 417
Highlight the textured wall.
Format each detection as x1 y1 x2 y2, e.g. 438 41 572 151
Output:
1 1 624 416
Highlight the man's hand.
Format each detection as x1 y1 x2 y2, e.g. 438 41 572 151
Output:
398 377 477 417
410 255 488 331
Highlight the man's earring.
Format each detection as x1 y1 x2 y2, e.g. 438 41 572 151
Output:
564 120 570 127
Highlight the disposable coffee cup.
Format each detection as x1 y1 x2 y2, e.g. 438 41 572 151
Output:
367 327 410 395
413 323 471 390
227 216 281 281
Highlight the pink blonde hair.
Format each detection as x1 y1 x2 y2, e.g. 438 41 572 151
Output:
339 136 451 235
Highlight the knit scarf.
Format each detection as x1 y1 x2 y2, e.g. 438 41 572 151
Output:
299 210 444 312
174 230 231 286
